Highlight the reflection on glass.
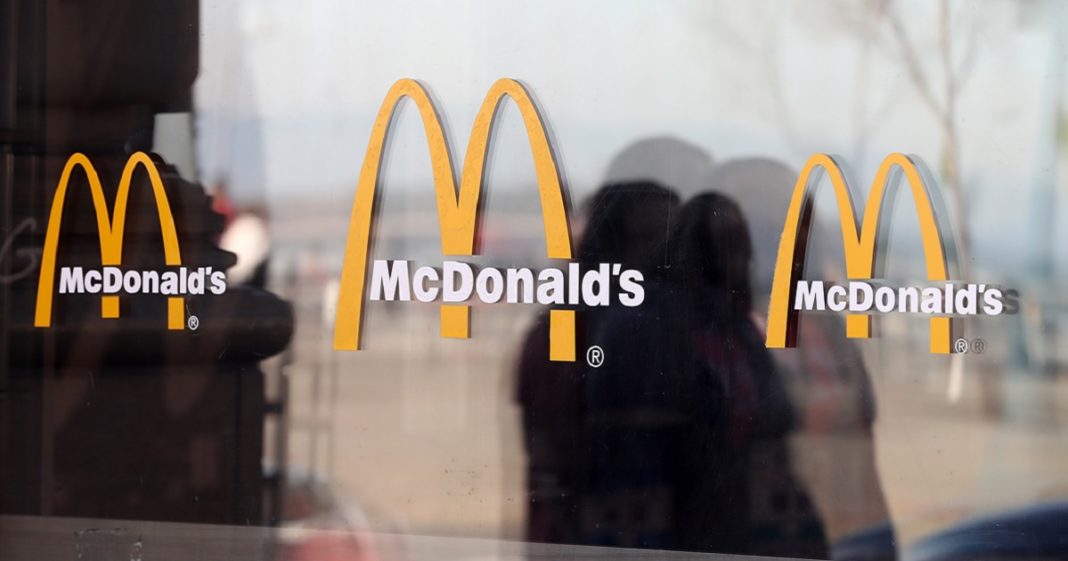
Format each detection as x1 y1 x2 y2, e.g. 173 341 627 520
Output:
3 2 1068 561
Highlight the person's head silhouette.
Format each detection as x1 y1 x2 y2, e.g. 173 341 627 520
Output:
577 181 679 276
670 192 754 315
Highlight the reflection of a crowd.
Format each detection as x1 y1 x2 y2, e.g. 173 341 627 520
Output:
517 139 896 560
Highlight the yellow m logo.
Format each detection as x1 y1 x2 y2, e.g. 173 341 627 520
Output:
766 153 954 354
34 152 185 330
333 78 575 361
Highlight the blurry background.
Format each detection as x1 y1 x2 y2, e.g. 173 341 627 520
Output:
169 0 1068 551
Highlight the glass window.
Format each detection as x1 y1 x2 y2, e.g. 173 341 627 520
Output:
3 1 1067 560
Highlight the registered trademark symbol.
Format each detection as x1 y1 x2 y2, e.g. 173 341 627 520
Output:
187 315 200 331
586 345 604 368
953 337 986 354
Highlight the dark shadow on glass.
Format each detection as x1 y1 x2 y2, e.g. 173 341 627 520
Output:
0 0 293 526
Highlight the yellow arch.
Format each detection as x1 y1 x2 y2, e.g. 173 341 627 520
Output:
34 152 185 330
333 78 575 360
766 153 952 354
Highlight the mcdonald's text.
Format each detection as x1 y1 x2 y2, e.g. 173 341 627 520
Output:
57 266 227 297
792 281 1018 317
369 260 645 307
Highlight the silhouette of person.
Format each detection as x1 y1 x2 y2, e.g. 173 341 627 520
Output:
710 158 897 560
515 181 680 546
581 192 829 556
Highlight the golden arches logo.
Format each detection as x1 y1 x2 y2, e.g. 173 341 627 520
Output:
34 152 186 330
333 78 575 361
766 153 954 354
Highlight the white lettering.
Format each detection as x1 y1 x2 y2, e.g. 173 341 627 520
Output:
369 260 411 301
